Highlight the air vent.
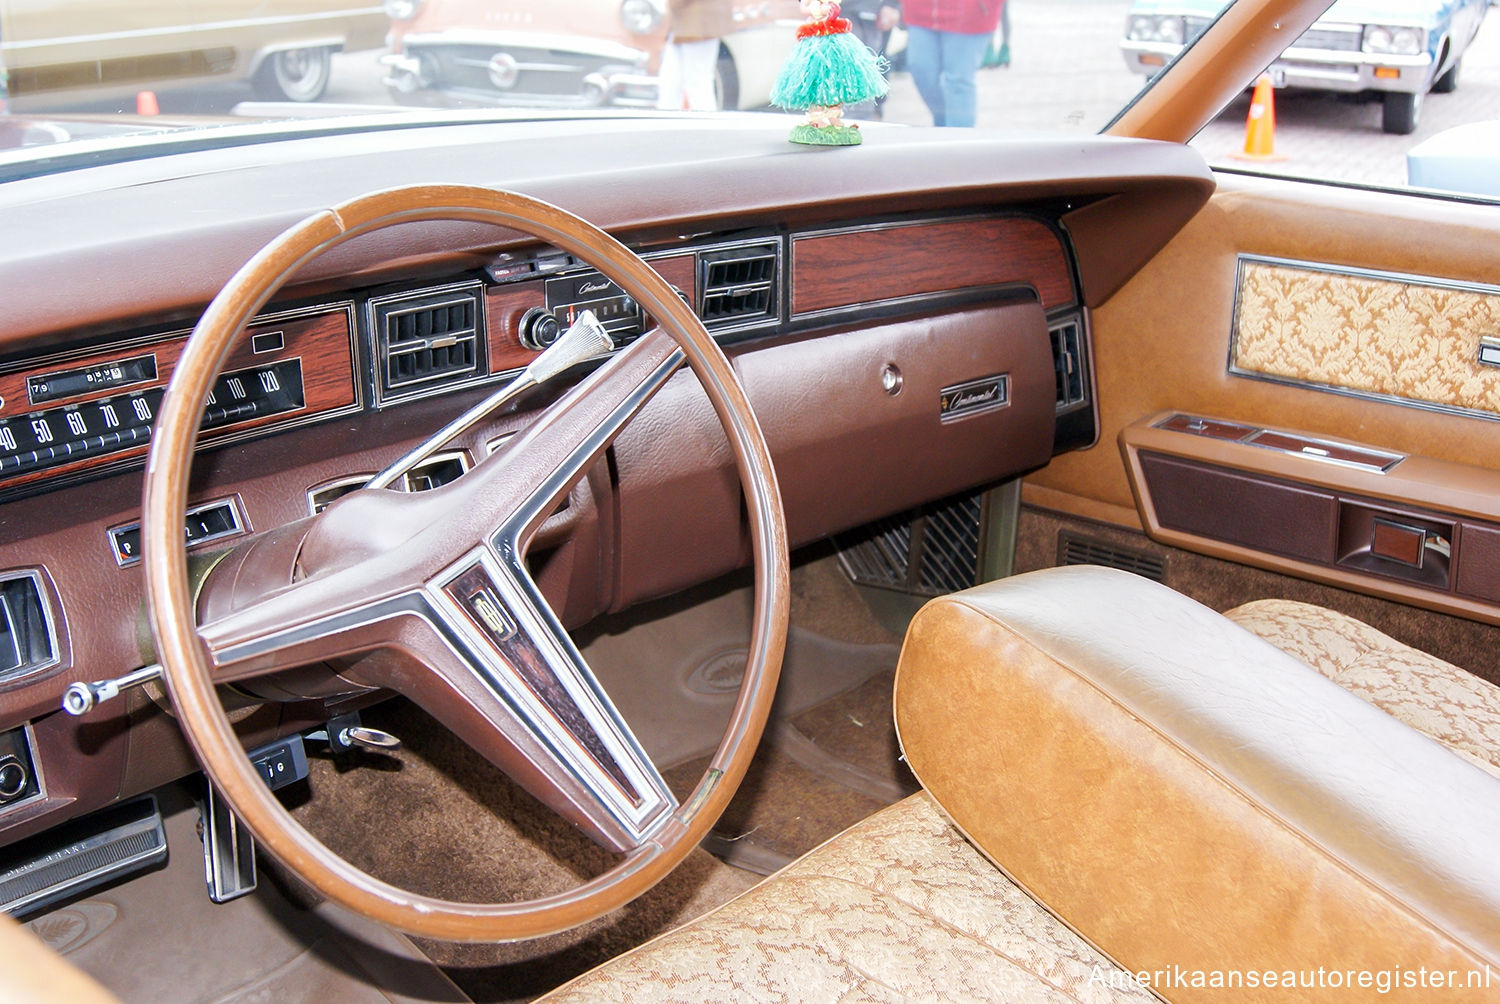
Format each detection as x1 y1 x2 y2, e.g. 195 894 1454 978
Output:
836 490 983 596
1057 531 1168 583
0 572 57 685
306 452 470 515
404 452 468 493
1050 315 1086 411
697 243 780 329
370 283 486 402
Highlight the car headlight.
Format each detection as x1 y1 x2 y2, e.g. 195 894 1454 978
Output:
1127 14 1185 45
1363 24 1425 56
621 0 664 35
384 0 422 20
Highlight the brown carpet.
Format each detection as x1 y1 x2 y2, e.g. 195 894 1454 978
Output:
287 700 760 1003
286 552 910 1000
1017 505 1500 690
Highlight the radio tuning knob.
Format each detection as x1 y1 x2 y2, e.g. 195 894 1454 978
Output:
0 756 29 801
519 307 561 351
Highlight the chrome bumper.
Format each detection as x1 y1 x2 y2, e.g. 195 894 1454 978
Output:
379 31 659 108
1122 42 1433 94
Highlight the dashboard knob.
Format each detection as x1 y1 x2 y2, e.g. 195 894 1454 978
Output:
519 307 562 351
0 756 29 801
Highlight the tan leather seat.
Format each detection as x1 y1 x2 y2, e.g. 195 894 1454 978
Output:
543 567 1500 1002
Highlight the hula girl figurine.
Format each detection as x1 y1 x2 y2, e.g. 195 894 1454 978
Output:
771 0 888 146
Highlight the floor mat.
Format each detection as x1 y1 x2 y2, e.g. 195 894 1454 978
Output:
665 669 918 874
287 553 906 1001
24 785 467 1004
289 701 760 1004
791 669 917 797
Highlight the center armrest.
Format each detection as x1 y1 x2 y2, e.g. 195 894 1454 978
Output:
895 566 1500 999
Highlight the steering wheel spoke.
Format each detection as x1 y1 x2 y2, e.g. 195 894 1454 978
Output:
195 571 409 685
368 547 678 852
487 325 683 547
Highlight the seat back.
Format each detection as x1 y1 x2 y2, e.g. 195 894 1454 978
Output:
895 566 1500 1001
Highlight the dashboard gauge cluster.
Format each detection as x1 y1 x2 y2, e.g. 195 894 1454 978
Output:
0 359 304 479
0 304 359 498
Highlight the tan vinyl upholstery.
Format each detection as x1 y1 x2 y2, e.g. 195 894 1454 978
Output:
896 567 1500 1001
545 567 1500 1002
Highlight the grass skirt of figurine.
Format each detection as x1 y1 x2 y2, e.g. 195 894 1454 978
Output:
772 32 889 110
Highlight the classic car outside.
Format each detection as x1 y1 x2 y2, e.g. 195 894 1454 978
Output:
1407 117 1500 195
0 0 386 105
380 0 802 110
1122 0 1490 133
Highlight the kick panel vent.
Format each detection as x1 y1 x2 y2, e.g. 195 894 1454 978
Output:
371 283 485 402
697 243 780 329
836 490 984 596
1057 531 1168 582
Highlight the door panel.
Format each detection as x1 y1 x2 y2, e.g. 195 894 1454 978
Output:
1028 171 1500 620
1032 172 1500 520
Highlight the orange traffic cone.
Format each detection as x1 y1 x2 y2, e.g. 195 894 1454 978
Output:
136 90 159 116
1232 74 1285 162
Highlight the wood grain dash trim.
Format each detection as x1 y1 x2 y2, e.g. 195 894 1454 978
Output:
791 217 1073 316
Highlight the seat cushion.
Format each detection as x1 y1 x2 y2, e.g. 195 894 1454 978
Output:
539 791 1155 1002
1224 598 1500 779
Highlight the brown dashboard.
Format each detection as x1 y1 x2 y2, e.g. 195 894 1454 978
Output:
0 118 1214 849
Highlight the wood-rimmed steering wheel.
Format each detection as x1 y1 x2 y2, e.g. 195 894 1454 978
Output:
142 185 789 941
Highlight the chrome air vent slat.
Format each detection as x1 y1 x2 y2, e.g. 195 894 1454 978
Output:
1057 531 1169 583
369 281 486 404
835 490 985 596
696 242 780 330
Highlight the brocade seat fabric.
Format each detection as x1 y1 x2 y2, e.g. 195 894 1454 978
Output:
540 790 1157 1002
542 567 1500 1003
1224 598 1500 779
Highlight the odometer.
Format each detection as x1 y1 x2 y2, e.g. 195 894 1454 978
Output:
27 354 158 405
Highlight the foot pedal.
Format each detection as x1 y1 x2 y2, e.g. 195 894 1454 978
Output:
0 796 166 917
200 782 257 904
199 733 310 903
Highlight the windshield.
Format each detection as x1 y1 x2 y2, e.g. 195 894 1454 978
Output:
1 0 1497 199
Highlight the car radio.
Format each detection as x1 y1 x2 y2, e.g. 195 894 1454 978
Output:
516 270 646 351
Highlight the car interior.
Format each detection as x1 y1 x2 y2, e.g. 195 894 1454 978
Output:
1 0 1499 1000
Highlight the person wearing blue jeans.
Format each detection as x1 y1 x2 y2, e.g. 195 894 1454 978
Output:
902 1 1004 127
